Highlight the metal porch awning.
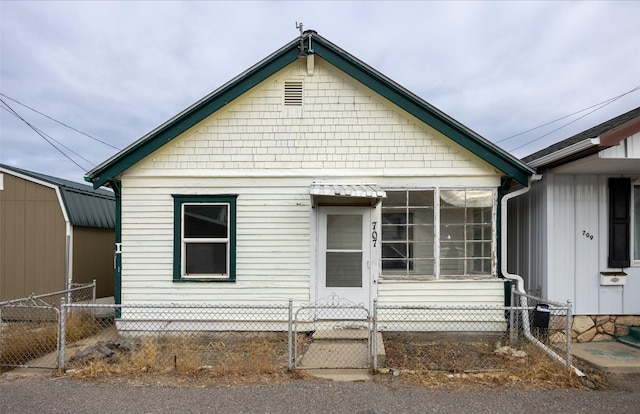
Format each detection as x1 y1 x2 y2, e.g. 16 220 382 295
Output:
310 183 386 207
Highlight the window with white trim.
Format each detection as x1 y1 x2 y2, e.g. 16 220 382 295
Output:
173 195 237 281
381 189 495 278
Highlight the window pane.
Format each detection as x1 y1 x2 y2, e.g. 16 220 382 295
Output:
465 190 493 207
409 190 434 206
327 215 362 250
385 191 407 207
326 252 362 287
408 259 434 276
382 212 408 226
382 224 408 241
185 243 227 275
409 207 433 223
467 207 492 223
468 258 492 274
635 186 640 260
441 258 465 276
440 208 465 224
184 205 228 238
383 243 408 259
469 224 492 241
441 224 464 241
441 190 466 207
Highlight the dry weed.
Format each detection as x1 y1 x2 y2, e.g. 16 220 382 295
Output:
382 334 588 389
0 311 102 370
70 332 290 384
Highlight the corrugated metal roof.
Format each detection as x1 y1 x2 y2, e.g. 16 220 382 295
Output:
0 164 115 229
310 183 387 207
310 183 387 198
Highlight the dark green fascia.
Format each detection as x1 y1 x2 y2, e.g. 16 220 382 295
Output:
310 38 532 186
172 194 238 282
88 46 301 189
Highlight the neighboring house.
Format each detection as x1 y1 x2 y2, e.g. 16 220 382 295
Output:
85 31 533 325
0 164 116 300
508 107 640 341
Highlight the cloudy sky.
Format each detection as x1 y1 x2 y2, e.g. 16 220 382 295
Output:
1 1 639 184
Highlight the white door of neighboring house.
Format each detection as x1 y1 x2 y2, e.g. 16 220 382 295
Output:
317 207 371 307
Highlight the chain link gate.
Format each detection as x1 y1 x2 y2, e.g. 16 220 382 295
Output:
293 294 371 370
0 297 61 369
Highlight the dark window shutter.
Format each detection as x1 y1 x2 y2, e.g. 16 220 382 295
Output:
608 178 631 268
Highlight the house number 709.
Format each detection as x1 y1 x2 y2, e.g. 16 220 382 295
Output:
582 230 594 240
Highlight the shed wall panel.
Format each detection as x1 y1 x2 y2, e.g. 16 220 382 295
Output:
0 174 66 300
72 226 115 298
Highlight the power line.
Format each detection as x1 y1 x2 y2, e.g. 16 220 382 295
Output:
1 105 95 167
0 92 121 150
0 98 89 172
497 85 640 150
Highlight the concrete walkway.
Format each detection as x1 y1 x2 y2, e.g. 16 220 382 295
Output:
572 340 640 374
297 329 385 381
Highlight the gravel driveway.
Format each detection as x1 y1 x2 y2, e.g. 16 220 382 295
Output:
2 374 639 414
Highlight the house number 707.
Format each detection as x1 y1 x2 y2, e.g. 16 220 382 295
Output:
372 222 378 247
582 230 594 240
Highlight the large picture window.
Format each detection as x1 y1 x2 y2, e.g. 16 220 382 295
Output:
173 195 237 282
382 189 494 278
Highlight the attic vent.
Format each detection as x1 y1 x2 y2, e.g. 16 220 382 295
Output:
284 81 303 106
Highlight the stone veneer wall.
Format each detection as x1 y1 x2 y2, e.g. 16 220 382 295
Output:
572 315 640 342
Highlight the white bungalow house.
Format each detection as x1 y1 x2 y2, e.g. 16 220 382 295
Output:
86 31 533 326
508 107 640 341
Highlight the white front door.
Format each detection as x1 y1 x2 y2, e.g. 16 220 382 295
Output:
317 207 371 307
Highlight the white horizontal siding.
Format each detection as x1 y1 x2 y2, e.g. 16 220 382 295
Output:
120 178 312 304
377 279 506 306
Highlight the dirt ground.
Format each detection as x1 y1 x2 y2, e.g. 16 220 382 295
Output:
49 331 610 391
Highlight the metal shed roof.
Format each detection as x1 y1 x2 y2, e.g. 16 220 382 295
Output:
0 164 115 229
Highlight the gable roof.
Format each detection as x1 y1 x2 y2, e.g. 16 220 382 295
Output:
86 31 533 187
0 163 115 228
523 106 640 169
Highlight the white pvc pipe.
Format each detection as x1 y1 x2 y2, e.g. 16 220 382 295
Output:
500 175 585 377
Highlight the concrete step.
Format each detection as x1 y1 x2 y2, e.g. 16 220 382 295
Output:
298 330 386 370
617 334 640 350
313 329 369 340
629 326 640 341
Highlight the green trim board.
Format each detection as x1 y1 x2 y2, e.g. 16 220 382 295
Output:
86 32 532 188
172 194 238 282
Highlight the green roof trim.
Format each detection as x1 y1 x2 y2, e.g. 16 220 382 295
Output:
87 32 532 187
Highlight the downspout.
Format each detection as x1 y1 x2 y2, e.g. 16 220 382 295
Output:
500 174 586 378
53 186 73 296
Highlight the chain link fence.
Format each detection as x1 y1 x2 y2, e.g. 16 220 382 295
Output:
510 289 573 369
373 295 573 373
0 282 96 370
2 289 574 377
61 302 292 375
